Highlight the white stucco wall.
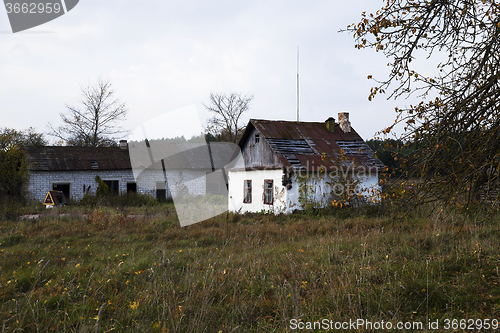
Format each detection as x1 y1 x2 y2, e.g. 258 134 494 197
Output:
228 169 286 214
228 168 381 214
285 171 380 213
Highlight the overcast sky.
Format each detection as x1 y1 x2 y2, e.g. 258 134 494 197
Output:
0 0 414 142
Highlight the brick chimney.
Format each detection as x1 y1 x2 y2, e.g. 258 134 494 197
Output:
325 117 335 133
119 140 128 150
338 112 351 133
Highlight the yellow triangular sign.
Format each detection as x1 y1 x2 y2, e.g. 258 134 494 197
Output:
43 191 54 205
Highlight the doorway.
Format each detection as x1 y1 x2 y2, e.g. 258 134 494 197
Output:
53 183 70 200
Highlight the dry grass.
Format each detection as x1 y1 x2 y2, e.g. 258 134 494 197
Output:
1 203 500 332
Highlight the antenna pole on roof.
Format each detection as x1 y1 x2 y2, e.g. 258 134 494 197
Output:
296 45 299 123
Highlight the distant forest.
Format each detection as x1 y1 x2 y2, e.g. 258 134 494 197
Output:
128 133 207 146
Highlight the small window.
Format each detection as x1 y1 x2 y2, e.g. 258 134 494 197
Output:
103 180 119 194
255 134 260 144
89 159 98 169
264 180 273 205
243 180 252 203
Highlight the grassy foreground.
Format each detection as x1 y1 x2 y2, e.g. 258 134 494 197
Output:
1 204 500 332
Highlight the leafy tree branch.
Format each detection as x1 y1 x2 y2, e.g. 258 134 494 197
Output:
345 0 500 208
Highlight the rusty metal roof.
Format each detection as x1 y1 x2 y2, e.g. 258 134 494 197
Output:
25 146 132 171
239 119 384 172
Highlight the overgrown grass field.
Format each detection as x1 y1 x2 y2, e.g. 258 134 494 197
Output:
1 203 500 332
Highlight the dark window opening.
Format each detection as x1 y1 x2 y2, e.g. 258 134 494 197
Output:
127 182 137 193
103 180 119 194
264 180 273 205
255 134 260 144
244 180 252 203
156 181 167 202
53 183 70 200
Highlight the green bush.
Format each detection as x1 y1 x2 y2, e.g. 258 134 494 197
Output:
95 175 110 196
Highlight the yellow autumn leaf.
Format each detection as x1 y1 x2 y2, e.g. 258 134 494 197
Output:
129 301 139 310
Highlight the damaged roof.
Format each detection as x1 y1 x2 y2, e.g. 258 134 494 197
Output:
239 119 384 172
26 142 238 173
128 142 237 171
25 146 132 171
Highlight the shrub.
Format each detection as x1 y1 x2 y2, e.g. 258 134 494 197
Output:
95 175 110 196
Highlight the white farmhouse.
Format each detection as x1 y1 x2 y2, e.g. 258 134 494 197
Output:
227 113 385 214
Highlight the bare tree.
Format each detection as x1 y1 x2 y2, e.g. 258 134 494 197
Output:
49 78 128 147
203 93 254 143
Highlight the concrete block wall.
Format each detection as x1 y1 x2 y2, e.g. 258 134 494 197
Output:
28 170 138 202
134 169 171 198
27 169 208 202
165 170 206 197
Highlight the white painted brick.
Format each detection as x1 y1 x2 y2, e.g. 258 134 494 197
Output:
27 169 209 202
